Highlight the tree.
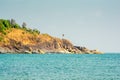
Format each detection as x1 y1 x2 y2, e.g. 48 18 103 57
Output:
3 20 10 28
22 22 27 29
0 20 6 32
10 19 20 28
10 19 16 27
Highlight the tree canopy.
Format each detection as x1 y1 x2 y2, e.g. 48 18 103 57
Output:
0 19 40 35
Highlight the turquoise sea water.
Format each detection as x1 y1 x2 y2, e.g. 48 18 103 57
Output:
0 53 120 80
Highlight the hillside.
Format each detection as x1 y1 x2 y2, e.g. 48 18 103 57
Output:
0 19 102 54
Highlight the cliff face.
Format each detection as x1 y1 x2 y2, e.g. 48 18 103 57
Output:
0 28 77 53
0 28 102 54
0 19 102 54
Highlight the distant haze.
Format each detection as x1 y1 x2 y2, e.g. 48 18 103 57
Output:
0 0 120 52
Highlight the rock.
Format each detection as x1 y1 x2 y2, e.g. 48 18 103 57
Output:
38 49 45 54
91 49 103 54
74 46 103 54
24 50 32 54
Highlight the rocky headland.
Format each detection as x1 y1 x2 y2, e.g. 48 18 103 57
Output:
0 19 103 54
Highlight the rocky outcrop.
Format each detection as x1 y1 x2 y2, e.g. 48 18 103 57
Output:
0 19 103 54
74 46 103 54
0 38 102 54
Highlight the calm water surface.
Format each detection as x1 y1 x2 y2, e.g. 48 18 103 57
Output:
0 53 120 80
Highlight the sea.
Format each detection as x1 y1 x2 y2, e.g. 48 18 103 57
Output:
0 53 120 80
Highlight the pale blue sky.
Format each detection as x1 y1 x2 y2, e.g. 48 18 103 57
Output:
0 0 120 52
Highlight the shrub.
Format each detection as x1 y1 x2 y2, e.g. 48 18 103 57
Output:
33 29 40 34
0 19 41 35
13 24 20 28
0 21 6 33
0 36 3 41
3 20 10 28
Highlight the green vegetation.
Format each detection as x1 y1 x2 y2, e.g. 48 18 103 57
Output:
0 36 3 41
42 33 51 37
0 19 20 34
21 21 40 34
0 19 40 35
33 29 40 34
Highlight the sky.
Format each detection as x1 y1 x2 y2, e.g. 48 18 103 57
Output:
0 0 120 52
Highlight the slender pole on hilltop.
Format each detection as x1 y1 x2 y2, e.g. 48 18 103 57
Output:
62 34 64 39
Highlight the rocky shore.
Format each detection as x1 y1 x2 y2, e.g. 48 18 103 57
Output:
0 19 103 54
0 38 102 54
